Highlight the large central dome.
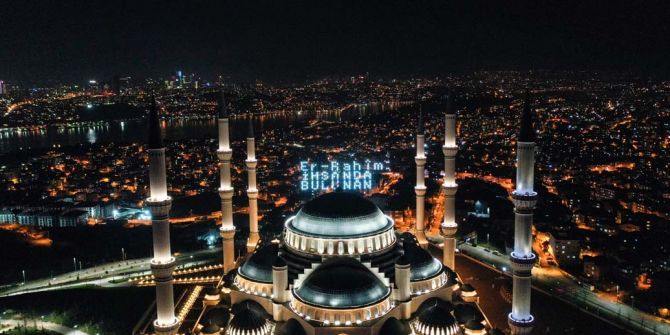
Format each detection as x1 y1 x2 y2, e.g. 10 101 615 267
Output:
288 192 393 237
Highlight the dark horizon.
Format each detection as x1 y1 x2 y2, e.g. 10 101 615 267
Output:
1 0 669 84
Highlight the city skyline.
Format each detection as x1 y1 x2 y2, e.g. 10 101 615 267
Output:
0 2 669 335
1 1 670 84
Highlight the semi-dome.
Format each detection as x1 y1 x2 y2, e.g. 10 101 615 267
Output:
294 257 390 309
288 192 393 237
238 243 279 283
401 237 443 281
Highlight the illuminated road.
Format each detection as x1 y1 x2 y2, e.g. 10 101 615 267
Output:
0 248 221 297
458 243 670 335
0 318 90 335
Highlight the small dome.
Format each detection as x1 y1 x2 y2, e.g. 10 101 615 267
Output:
199 322 220 335
201 306 230 328
465 320 485 330
229 301 272 335
288 192 392 237
294 257 390 308
239 243 278 283
413 299 460 335
204 286 220 296
416 298 454 314
461 283 476 292
380 317 412 335
230 308 267 330
276 319 306 335
231 300 267 316
401 236 443 281
454 303 485 324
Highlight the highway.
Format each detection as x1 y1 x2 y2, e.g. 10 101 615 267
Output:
0 248 222 297
0 318 90 335
458 243 670 335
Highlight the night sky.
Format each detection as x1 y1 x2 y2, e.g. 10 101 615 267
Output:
1 0 669 84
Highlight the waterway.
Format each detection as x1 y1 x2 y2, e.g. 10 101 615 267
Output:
0 102 404 154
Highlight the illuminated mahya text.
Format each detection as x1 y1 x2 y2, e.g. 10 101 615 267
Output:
300 160 385 191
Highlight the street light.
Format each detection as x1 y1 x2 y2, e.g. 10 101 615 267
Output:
616 285 619 301
73 257 77 272
121 247 125 261
22 270 25 285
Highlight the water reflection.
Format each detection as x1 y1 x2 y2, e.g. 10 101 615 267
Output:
0 102 401 154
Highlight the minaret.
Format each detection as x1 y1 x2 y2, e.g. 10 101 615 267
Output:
216 92 235 273
145 98 179 335
414 107 428 247
245 114 260 251
271 257 288 320
508 90 537 335
440 95 458 270
395 255 411 320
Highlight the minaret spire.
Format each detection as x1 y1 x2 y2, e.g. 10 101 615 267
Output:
216 91 235 273
145 97 180 335
245 112 260 251
414 105 428 247
441 93 458 270
508 90 537 335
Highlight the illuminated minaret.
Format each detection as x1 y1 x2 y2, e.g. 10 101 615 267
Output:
245 114 260 251
216 92 235 273
414 107 428 247
508 90 537 335
145 98 179 335
440 95 458 270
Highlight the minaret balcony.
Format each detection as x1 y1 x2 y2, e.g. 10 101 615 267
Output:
414 185 426 196
247 188 259 199
217 148 232 160
508 313 534 334
146 197 172 218
511 191 537 210
442 145 458 157
509 252 536 274
150 257 177 278
245 159 258 168
442 183 458 196
414 156 426 165
153 318 180 334
218 187 234 199
440 223 458 237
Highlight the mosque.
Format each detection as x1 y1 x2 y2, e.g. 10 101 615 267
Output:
140 91 537 335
